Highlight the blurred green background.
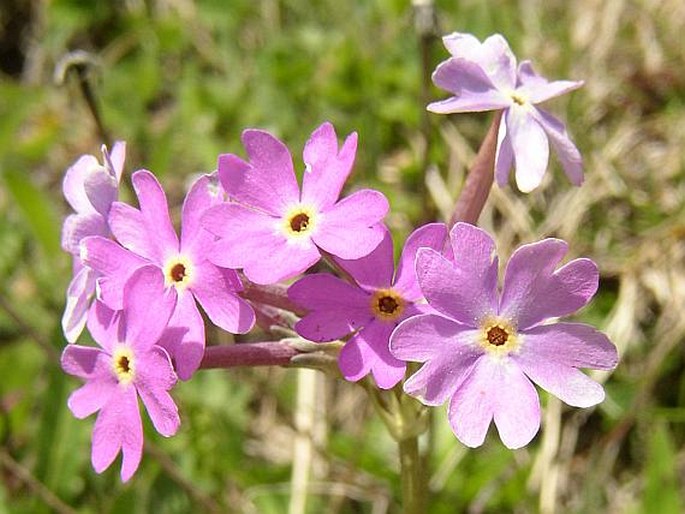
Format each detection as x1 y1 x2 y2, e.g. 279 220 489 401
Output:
1 0 684 512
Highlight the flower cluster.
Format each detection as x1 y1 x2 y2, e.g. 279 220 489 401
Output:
59 31 617 482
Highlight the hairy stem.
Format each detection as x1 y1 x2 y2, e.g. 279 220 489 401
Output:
449 110 503 226
240 279 306 316
399 435 425 514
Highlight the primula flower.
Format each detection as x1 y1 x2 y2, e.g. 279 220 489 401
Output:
202 122 389 284
289 224 450 389
428 33 584 192
390 223 618 449
61 141 126 342
61 266 180 482
81 170 255 379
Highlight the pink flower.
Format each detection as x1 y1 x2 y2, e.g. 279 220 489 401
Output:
81 171 255 379
390 223 618 449
61 142 126 342
428 33 584 192
289 224 450 389
61 266 180 482
202 122 389 284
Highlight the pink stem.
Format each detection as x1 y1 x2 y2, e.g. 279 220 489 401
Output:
240 278 306 316
200 342 298 369
449 111 503 226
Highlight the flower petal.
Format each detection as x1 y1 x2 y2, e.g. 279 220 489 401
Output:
63 154 101 213
83 165 117 216
131 170 179 260
416 223 498 325
180 174 222 250
393 223 449 300
494 117 514 187
123 266 177 350
61 213 107 255
506 107 550 193
191 262 255 334
108 202 158 262
500 239 599 329
334 227 394 291
61 344 108 379
135 346 180 437
80 236 148 310
105 141 126 182
448 357 540 449
403 351 480 407
67 376 118 419
289 274 372 342
338 321 405 389
204 203 320 284
517 61 583 104
86 300 121 352
91 386 143 482
313 189 388 260
518 322 618 370
160 291 205 380
530 107 584 186
62 266 97 343
390 313 480 362
301 123 358 210
218 129 299 215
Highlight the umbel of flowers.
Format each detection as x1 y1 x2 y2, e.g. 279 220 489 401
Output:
59 29 618 503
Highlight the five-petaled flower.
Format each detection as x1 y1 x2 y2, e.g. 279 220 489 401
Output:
289 224 450 389
428 33 584 192
81 170 255 380
390 223 618 449
61 266 180 482
61 141 126 342
202 122 389 284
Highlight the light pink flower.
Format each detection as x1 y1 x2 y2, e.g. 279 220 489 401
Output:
61 266 179 482
202 122 389 284
81 171 255 379
289 224 450 389
390 223 618 449
61 142 126 342
428 33 584 192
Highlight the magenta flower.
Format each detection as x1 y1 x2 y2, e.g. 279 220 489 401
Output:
288 224 450 389
202 122 389 284
428 33 584 192
81 170 255 379
61 266 180 482
390 223 618 449
61 141 126 342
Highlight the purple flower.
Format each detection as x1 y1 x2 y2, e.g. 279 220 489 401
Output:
289 224 450 389
61 266 180 482
61 142 126 343
81 170 255 379
428 33 584 192
390 223 618 449
202 122 389 284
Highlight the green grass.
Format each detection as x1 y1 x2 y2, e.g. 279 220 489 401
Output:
1 0 684 512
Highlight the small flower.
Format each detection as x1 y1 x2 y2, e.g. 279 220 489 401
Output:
428 33 584 192
390 223 618 449
289 224 450 389
61 266 180 482
202 122 389 284
61 141 126 343
81 171 255 379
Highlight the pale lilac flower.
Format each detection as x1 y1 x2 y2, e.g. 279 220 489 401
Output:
61 266 180 482
428 33 584 192
202 122 389 285
61 141 126 342
390 223 618 449
81 171 255 379
289 224 450 389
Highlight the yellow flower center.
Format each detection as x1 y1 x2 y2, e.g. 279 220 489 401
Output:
478 316 520 357
282 204 318 240
370 289 405 321
112 345 135 385
163 255 193 291
510 91 529 107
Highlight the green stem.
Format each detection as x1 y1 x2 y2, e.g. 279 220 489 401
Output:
399 435 425 514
